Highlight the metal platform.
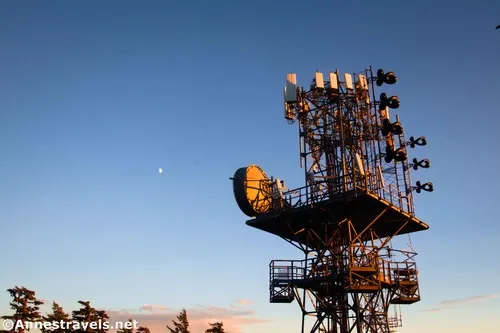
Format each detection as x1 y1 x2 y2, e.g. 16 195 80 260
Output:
247 190 428 249
233 67 432 333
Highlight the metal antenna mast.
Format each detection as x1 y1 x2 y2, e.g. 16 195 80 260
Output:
232 66 433 333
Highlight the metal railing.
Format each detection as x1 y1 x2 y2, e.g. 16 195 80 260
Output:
272 175 413 216
269 260 305 282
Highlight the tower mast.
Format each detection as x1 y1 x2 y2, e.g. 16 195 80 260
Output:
232 66 432 333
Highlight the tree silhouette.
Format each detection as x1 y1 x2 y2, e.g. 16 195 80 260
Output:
42 302 71 333
205 322 225 333
166 309 190 333
1 286 44 333
136 327 150 333
71 301 109 333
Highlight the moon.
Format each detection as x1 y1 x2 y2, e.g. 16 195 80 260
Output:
158 168 163 174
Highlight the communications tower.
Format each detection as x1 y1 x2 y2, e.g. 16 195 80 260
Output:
231 66 433 333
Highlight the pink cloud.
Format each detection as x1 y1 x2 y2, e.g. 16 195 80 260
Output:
31 298 267 333
99 299 269 333
421 294 499 312
105 302 269 333
231 299 252 308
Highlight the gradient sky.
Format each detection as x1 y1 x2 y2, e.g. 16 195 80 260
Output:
1 1 499 333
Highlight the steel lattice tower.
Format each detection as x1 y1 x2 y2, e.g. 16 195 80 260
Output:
231 66 433 333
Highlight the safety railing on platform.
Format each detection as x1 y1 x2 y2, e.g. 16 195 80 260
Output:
269 260 305 283
277 177 413 217
377 258 392 285
281 183 358 210
390 261 418 282
389 260 420 304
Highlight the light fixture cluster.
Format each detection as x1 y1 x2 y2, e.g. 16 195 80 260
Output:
376 69 433 194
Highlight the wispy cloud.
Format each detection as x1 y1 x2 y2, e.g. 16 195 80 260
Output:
231 299 252 308
104 301 269 333
420 306 452 312
441 294 499 306
421 294 499 312
139 304 171 313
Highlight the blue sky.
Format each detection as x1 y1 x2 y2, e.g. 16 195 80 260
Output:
0 1 499 332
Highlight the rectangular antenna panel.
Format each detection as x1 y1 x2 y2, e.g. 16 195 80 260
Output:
380 107 389 120
358 74 368 91
356 74 370 103
284 89 295 120
344 73 353 90
329 72 338 90
377 166 385 188
355 153 366 176
314 72 324 89
285 74 297 103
